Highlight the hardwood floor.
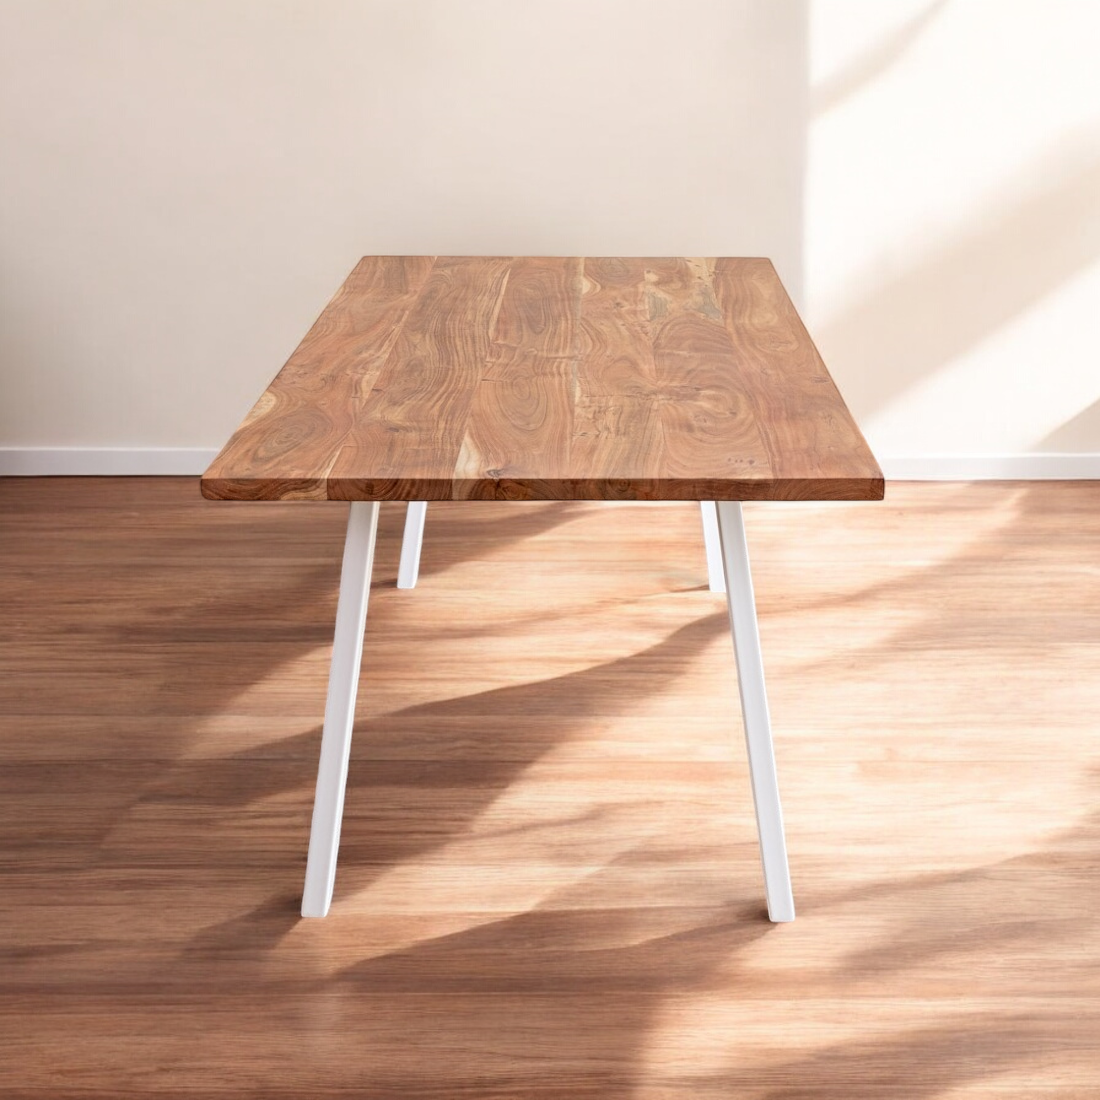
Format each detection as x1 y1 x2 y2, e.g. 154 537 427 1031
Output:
1 478 1098 1097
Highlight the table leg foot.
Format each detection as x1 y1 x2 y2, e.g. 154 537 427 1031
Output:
301 501 380 918
715 501 795 922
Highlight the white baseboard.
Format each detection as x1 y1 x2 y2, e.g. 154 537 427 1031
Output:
0 448 217 476
1 448 1098 480
880 453 1100 480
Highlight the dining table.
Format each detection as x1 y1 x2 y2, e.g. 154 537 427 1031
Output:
202 255 884 922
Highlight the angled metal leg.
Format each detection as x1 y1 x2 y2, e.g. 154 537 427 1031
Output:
715 501 794 922
397 501 427 589
700 501 726 592
301 501 380 918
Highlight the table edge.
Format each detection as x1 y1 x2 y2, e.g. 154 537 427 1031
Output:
199 473 886 503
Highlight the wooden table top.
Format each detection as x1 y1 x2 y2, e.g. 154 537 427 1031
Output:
201 257 883 502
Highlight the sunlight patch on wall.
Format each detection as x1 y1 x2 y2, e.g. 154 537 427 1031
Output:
807 0 1100 454
866 258 1100 452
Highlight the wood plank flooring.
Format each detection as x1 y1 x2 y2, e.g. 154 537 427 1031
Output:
1 478 1098 1097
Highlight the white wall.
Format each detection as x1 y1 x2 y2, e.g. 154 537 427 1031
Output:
806 0 1100 463
0 0 805 454
0 0 1097 471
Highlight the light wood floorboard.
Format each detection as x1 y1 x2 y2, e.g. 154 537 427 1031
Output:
1 478 1098 1097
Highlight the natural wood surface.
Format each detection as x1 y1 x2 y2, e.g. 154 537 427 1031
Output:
3 476 1099 1097
202 257 883 501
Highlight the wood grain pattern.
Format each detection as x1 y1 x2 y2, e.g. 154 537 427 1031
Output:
3 477 1099 1097
454 257 582 500
570 257 665 496
205 256 436 501
202 257 883 501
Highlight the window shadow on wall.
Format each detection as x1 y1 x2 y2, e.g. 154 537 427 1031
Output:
1037 396 1100 451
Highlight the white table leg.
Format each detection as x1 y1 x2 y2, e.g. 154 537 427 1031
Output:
715 501 795 922
301 501 380 918
700 501 726 592
397 501 427 589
